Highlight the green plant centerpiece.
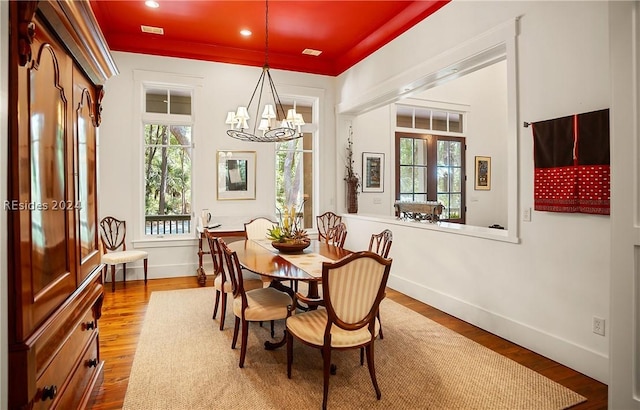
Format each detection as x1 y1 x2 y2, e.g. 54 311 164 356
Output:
267 202 310 252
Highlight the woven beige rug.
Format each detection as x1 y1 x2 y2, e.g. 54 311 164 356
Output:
122 288 586 410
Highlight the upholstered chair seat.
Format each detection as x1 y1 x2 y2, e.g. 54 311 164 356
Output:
101 249 148 265
286 308 379 348
233 287 293 321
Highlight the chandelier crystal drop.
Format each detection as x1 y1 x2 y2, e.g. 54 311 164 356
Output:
226 0 303 142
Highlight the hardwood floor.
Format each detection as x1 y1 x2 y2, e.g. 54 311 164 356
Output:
90 277 608 409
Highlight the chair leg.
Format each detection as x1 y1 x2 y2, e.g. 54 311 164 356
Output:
286 330 294 378
322 346 332 410
143 258 148 284
365 344 381 400
232 317 240 349
122 263 126 286
219 292 227 331
110 265 116 292
378 311 384 340
239 319 249 368
212 290 221 319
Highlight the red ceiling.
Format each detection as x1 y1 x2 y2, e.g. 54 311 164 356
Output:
90 0 449 76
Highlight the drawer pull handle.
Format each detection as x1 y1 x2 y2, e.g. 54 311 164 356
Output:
84 321 95 330
87 358 98 368
42 385 57 401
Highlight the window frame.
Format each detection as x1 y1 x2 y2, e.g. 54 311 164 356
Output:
132 70 203 243
395 132 466 223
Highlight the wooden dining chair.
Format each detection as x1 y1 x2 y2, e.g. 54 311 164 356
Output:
325 222 347 248
99 216 148 292
286 251 392 409
220 239 293 368
316 211 342 242
206 232 262 331
368 229 392 340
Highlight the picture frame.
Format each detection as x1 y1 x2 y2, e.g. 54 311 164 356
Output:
217 150 256 200
474 156 491 190
362 152 384 193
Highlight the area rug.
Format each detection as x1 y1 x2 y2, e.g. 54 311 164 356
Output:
122 287 586 409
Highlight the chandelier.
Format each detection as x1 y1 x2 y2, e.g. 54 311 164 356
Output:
226 0 305 142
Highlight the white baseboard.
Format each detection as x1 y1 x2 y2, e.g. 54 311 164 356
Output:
104 262 200 282
388 274 609 384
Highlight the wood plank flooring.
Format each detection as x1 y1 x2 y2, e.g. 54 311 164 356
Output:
89 277 607 409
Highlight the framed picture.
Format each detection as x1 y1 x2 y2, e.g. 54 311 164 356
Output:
217 151 256 200
362 152 384 193
474 156 491 190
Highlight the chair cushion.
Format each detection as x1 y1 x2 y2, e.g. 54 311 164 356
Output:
233 288 292 321
286 308 379 348
214 274 262 293
102 250 148 265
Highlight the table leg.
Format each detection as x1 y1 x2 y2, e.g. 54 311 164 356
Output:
264 304 293 350
197 267 207 287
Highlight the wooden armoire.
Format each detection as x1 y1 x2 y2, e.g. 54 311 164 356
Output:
7 1 118 408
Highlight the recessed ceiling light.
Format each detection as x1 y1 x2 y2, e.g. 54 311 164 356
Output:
145 1 159 8
141 25 164 35
240 29 252 37
302 48 322 57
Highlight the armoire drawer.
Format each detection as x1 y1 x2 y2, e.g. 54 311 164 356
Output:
52 333 101 409
36 306 97 381
33 324 98 409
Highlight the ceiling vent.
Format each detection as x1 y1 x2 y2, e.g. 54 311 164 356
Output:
141 25 164 35
302 48 322 57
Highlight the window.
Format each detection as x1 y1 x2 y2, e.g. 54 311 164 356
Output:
396 133 465 222
143 87 193 235
395 106 466 223
275 104 313 229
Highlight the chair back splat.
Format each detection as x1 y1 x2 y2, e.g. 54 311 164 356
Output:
100 216 127 251
325 222 347 248
368 229 393 258
316 211 342 242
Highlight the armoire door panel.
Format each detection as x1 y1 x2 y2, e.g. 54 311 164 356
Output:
19 24 77 338
74 68 101 282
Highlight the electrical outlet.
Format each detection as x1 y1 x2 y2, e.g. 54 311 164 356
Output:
592 317 605 336
522 207 532 222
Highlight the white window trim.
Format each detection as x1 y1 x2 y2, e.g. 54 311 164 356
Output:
132 70 203 241
275 85 324 230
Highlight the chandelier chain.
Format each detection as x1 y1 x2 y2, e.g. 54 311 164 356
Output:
264 0 269 67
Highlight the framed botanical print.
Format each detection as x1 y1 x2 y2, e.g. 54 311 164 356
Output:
362 152 384 193
217 151 256 200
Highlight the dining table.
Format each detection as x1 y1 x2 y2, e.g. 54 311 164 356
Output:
227 238 351 299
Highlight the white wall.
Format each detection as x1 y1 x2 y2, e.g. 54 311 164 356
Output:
338 1 610 383
99 52 336 280
352 61 509 228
